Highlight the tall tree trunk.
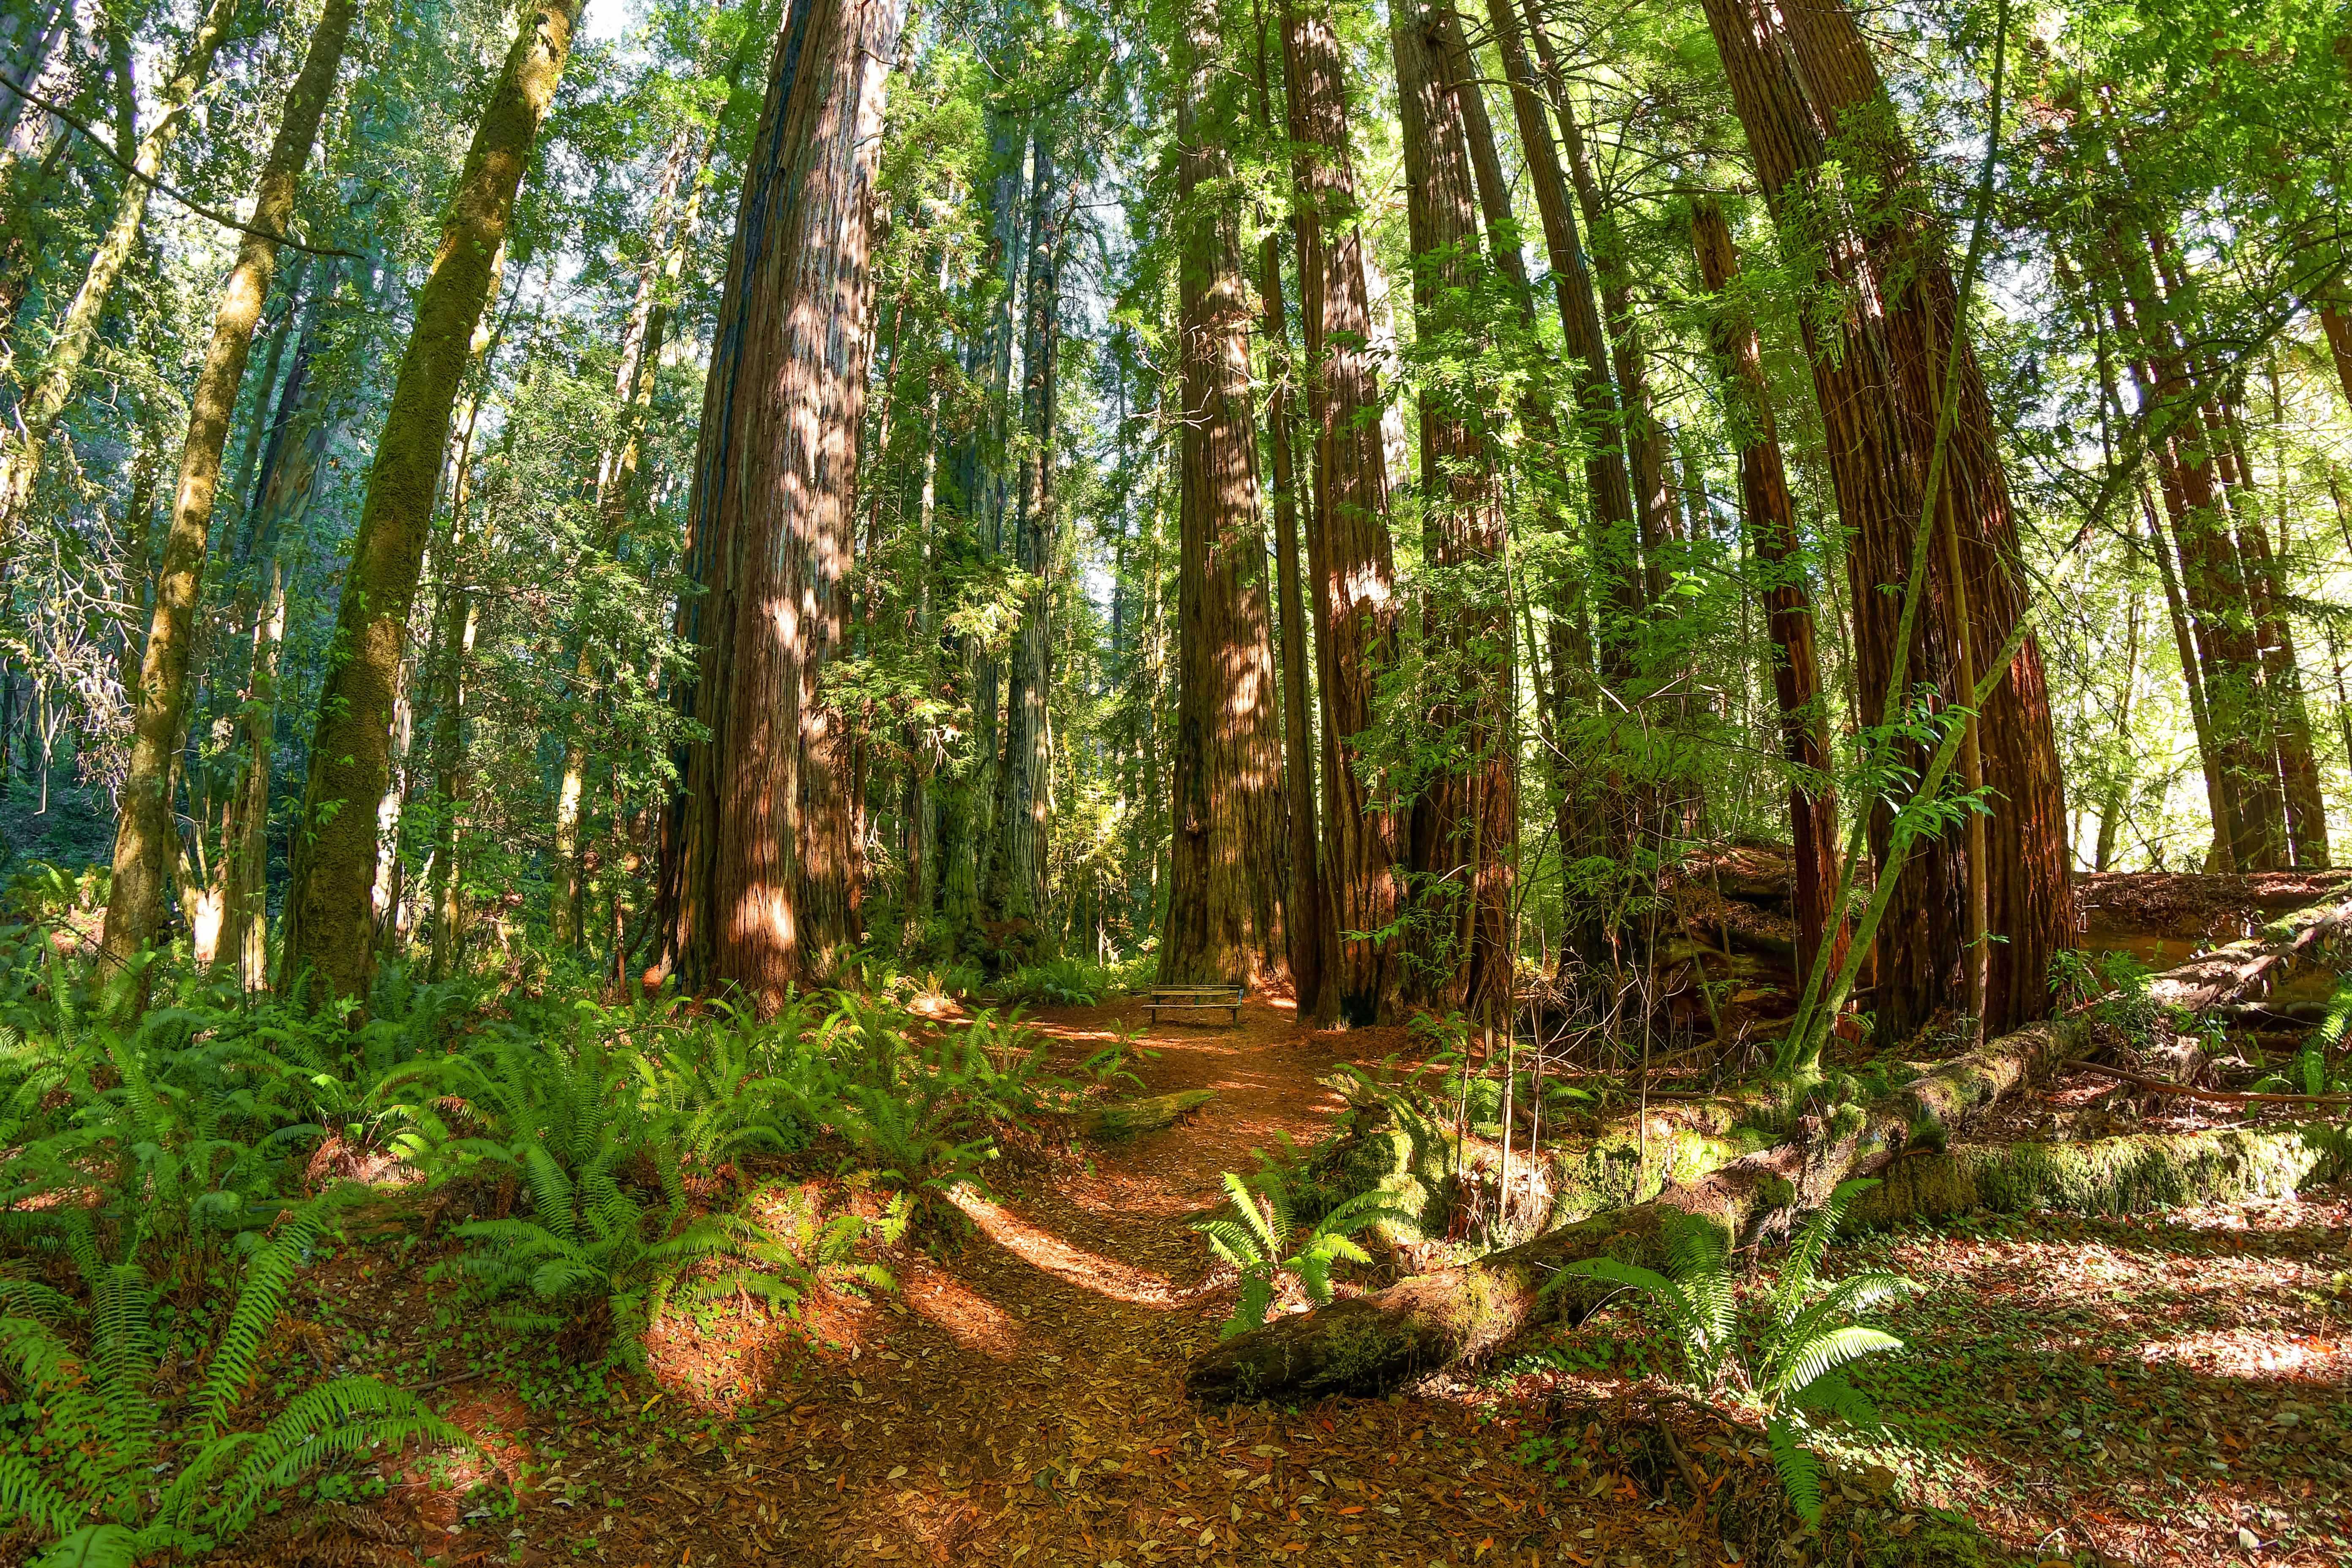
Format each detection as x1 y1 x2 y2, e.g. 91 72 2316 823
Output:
98 0 355 1013
1253 15 1329 1016
1162 0 1288 991
554 131 705 950
283 0 578 1007
1281 0 1400 1023
1690 198 1845 989
660 0 904 1009
2093 591 2140 871
1391 0 1515 1024
983 133 1061 964
1696 0 2074 1039
0 0 240 561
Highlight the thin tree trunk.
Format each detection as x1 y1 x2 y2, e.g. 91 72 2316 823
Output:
1690 198 1845 990
0 0 240 560
1162 0 1288 991
283 0 578 1007
2094 592 2140 871
1253 11 1329 1015
660 0 904 1009
1281 0 1400 1023
554 131 705 950
983 133 1061 963
98 0 355 1013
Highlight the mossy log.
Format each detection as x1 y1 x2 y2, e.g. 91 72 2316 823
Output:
1083 1089 1215 1138
1184 1020 2084 1402
1294 1089 1738 1270
2143 895 2352 1013
1849 1124 2352 1227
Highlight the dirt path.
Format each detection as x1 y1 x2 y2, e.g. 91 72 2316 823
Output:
455 998 1681 1568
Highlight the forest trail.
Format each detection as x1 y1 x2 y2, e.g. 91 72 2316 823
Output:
465 998 1685 1568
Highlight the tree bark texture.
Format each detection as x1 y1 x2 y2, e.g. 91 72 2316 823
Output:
1696 0 2072 1040
0 0 240 561
1161 0 1288 991
1389 0 1516 1024
283 0 578 1007
983 133 1061 962
661 0 904 1010
99 0 356 1009
1281 0 1401 1023
1690 198 1845 991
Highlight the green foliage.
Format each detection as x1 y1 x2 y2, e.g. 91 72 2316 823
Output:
687 1180 910 1320
0 1202 466 1567
1546 1180 1916 1525
1192 1161 1402 1339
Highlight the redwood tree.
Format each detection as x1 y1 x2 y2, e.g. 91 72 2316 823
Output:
661 0 907 1009
1160 0 1288 990
1696 0 2074 1038
1280 0 1400 1022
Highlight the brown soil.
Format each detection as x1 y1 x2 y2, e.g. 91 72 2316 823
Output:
317 999 1702 1568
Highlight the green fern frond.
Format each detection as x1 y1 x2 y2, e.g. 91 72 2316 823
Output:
0 1452 84 1541
1765 1413 1822 1526
1789 1371 1881 1430
1772 1181 1875 1328
30 1522 140 1568
1765 1324 1905 1402
192 1197 343 1435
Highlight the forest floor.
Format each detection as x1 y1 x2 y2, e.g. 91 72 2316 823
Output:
283 996 2349 1568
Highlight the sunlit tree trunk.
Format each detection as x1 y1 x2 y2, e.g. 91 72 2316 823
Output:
283 0 579 1007
1697 0 2072 1039
0 0 240 563
1391 0 1515 1024
1691 198 1845 987
983 133 1061 963
98 0 355 1013
1162 0 1288 990
661 0 904 1009
1281 0 1399 1023
1252 19 1329 1016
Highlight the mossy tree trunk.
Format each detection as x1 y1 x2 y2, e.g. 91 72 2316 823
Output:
283 0 580 1007
99 0 357 1014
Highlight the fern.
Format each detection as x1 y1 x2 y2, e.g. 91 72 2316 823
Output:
1194 1165 1401 1338
1548 1179 1916 1526
0 1199 466 1567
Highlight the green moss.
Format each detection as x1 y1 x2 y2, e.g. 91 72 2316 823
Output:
1851 1124 2352 1228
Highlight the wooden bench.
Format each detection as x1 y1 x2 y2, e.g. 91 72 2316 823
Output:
1146 983 1244 1027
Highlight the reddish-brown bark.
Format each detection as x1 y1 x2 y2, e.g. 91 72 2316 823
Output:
661 0 905 1009
1696 0 2073 1038
1391 0 1516 1024
1162 0 1289 990
1281 0 1402 1022
1690 199 1845 989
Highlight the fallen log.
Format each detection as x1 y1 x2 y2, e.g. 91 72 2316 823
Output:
1184 1020 2083 1402
2142 895 2352 1013
1849 1124 2352 1226
1183 897 2352 1404
1083 1089 1215 1139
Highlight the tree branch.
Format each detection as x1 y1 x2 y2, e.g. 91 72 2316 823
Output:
0 70 362 260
